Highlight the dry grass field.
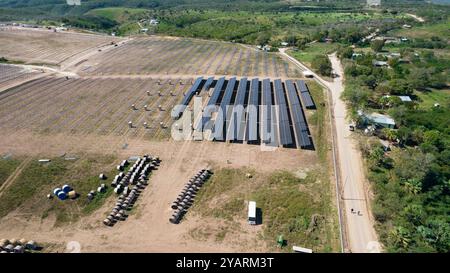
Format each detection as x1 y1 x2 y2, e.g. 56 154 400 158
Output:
75 37 302 78
0 27 121 65
0 64 44 91
0 76 190 140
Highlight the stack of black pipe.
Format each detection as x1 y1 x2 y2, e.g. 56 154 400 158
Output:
169 169 212 224
103 155 161 227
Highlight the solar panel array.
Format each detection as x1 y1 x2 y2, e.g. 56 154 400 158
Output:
285 80 312 148
214 77 236 140
261 79 275 145
203 77 214 93
176 77 314 149
296 80 315 109
245 78 259 142
228 78 248 141
172 76 203 119
273 79 293 146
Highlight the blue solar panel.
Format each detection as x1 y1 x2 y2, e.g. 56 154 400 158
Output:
208 77 225 107
203 77 214 92
245 78 259 142
296 80 315 109
285 80 311 148
296 80 308 92
214 77 236 140
260 78 277 145
227 78 248 141
273 79 293 146
172 76 203 119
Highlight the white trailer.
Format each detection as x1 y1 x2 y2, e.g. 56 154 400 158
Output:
248 201 256 225
293 246 313 253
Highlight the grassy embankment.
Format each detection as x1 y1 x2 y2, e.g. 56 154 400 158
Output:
0 155 119 226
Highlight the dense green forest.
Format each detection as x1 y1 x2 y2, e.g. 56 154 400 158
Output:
0 0 448 43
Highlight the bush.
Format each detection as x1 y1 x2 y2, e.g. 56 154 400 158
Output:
311 55 332 76
371 39 385 52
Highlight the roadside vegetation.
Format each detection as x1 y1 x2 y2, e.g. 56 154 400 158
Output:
190 167 338 252
338 17 449 252
288 43 340 67
0 155 117 226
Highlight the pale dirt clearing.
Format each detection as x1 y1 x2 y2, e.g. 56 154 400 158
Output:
0 132 318 252
0 27 122 66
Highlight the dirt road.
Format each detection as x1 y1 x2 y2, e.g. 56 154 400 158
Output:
280 48 381 252
327 53 380 253
406 13 425 23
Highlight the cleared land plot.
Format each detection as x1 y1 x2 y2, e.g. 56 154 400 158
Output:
0 64 42 90
76 37 301 78
0 27 121 65
0 76 192 140
0 80 333 252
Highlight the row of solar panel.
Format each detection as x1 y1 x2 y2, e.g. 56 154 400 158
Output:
177 77 314 149
172 76 204 119
296 80 315 109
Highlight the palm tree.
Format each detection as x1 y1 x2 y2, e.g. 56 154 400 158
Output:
390 226 411 249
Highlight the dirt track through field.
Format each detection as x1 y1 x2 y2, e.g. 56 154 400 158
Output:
0 158 31 199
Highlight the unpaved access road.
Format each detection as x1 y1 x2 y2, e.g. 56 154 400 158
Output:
327 53 380 253
280 48 381 253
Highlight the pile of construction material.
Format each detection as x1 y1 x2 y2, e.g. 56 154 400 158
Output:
169 169 212 224
51 184 77 200
87 183 107 201
103 155 160 227
0 238 39 253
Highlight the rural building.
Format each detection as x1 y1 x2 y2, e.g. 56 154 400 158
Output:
352 53 362 59
367 0 381 7
150 19 159 25
398 96 412 102
372 60 389 67
375 36 400 44
382 95 413 103
358 110 396 129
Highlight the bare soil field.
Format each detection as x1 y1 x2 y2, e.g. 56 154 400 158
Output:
0 64 45 91
75 37 302 78
0 76 193 140
0 27 121 66
0 134 321 252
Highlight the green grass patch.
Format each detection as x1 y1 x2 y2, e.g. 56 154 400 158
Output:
288 43 340 66
389 19 450 40
307 80 328 162
0 157 22 188
415 89 450 109
86 7 148 23
0 154 118 226
190 166 339 252
252 170 336 252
